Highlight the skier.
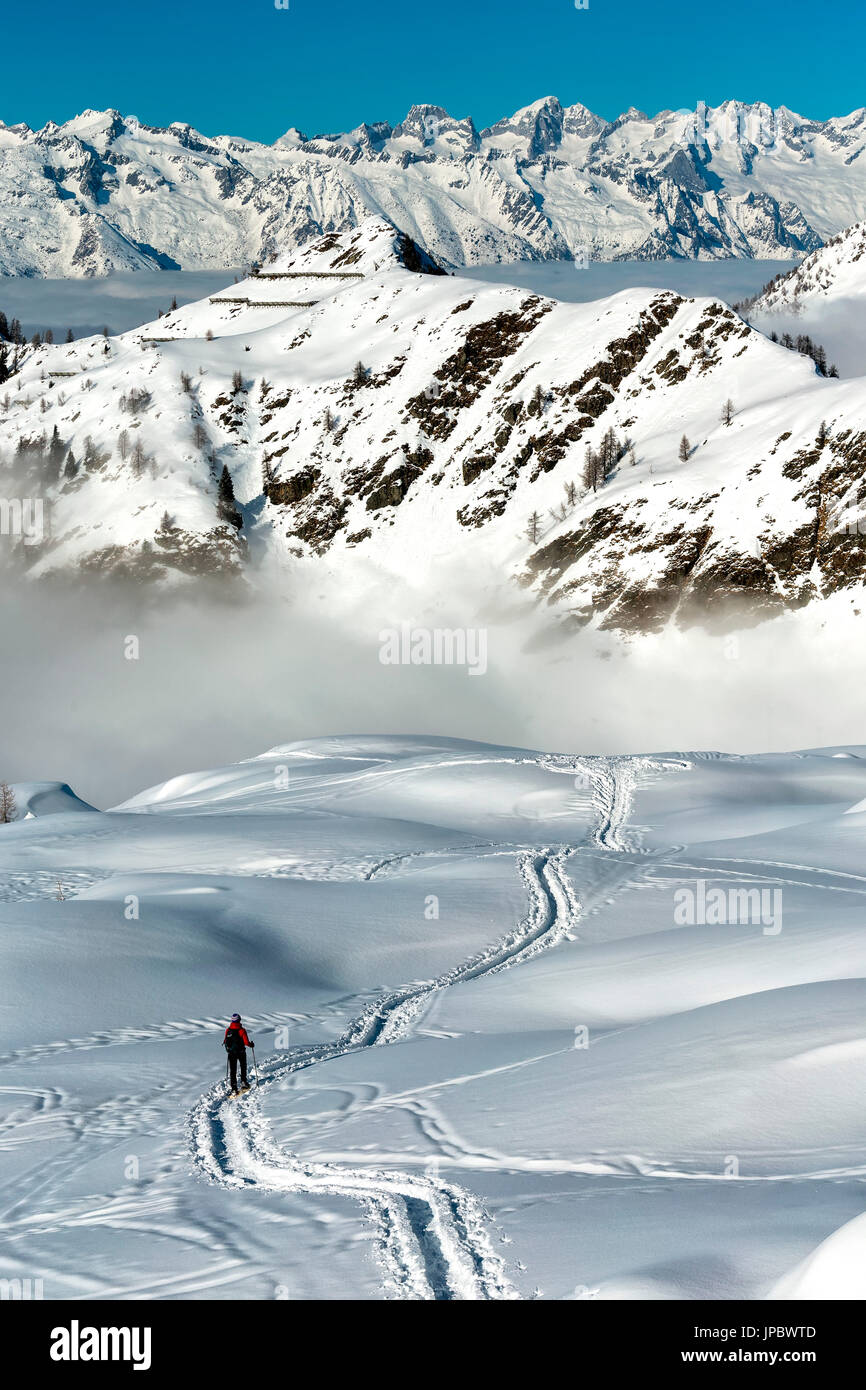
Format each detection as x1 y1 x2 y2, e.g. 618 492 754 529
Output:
223 1013 255 1095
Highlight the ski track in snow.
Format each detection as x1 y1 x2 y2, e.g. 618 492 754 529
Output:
188 753 670 1300
0 1011 311 1069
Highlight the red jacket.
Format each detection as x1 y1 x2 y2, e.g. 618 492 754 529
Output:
225 1022 251 1048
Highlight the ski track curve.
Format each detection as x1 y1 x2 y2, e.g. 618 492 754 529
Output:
188 753 669 1300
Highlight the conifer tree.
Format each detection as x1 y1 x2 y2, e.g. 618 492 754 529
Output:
217 465 243 530
48 424 65 473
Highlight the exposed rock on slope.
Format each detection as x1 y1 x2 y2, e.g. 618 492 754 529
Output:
3 219 865 634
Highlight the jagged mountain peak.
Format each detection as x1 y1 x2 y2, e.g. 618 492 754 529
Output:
391 104 480 154
482 95 567 157
0 98 865 275
273 126 309 148
398 102 455 127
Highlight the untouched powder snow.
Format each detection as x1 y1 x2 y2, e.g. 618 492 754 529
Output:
771 1211 866 1299
1 734 865 1300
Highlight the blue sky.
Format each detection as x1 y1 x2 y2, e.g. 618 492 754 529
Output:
3 0 863 141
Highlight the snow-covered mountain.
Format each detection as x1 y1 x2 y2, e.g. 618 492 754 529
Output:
750 220 866 313
3 734 866 1299
2 98 866 275
745 219 866 376
3 219 865 636
3 219 865 635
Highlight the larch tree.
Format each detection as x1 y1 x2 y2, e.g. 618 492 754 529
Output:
0 782 17 824
130 439 147 478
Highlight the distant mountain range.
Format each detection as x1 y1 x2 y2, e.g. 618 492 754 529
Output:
2 98 866 276
3 218 865 637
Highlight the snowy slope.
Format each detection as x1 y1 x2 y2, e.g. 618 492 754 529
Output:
747 221 866 376
771 1212 866 1299
2 734 865 1300
1 98 865 276
3 219 865 635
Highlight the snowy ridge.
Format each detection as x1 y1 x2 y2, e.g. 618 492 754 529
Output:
2 98 866 276
5 218 866 634
749 221 866 314
746 219 866 375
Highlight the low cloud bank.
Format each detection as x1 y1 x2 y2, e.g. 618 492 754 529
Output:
0 566 861 807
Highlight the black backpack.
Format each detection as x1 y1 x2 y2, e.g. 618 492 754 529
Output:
224 1028 244 1056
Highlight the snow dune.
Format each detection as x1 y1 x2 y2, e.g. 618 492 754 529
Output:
11 781 98 817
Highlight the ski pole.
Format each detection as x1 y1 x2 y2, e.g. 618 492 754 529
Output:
252 1044 258 1087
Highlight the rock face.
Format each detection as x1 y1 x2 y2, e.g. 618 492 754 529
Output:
2 219 866 635
2 99 866 275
